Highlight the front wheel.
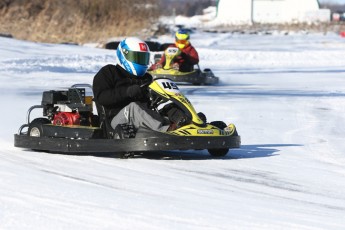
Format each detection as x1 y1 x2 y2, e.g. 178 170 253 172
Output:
208 148 229 157
28 118 50 137
208 120 229 157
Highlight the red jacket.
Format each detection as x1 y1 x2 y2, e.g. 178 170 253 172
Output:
154 43 199 72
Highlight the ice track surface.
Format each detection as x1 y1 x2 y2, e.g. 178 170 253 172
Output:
1 32 345 229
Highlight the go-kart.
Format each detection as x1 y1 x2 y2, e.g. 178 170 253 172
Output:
149 47 219 85
14 78 240 158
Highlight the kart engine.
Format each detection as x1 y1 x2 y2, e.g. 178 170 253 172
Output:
53 112 81 126
41 88 93 126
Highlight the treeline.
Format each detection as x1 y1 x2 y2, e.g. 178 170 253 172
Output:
0 0 159 43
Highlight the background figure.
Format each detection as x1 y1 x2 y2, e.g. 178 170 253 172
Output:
151 29 199 72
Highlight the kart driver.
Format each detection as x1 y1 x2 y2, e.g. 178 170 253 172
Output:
93 37 174 132
150 29 199 72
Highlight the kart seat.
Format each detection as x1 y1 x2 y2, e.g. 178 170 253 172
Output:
93 99 115 139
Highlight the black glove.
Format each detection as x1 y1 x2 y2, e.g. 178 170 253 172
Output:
126 85 145 99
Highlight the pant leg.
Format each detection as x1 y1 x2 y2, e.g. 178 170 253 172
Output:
111 102 170 132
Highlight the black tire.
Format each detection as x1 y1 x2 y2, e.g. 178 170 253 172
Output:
209 121 227 129
28 118 50 137
145 41 161 52
159 43 174 51
197 112 207 123
208 121 229 157
208 148 229 157
104 41 120 50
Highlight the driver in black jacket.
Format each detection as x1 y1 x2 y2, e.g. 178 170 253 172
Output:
93 37 171 132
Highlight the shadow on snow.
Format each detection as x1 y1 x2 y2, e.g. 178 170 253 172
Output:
139 144 300 160
21 143 301 160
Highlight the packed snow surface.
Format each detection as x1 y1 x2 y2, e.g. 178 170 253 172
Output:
1 31 345 229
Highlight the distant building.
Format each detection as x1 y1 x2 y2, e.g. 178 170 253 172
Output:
214 0 330 24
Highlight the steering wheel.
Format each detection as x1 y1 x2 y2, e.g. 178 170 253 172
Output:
140 80 151 89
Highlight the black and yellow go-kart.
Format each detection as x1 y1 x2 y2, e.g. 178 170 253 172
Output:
149 47 219 85
14 79 240 158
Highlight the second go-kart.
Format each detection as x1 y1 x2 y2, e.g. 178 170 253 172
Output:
149 47 219 85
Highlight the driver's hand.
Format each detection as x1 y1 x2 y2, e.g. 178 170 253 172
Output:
172 63 179 70
126 85 145 100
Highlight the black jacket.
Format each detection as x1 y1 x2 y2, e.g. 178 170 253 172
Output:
92 64 152 118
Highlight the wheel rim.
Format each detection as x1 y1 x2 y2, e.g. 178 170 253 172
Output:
30 127 41 137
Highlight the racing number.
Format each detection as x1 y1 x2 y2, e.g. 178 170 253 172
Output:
162 81 179 90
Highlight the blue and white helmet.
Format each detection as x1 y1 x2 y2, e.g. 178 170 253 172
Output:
116 37 150 77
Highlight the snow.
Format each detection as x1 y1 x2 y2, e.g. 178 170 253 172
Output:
172 0 326 26
1 30 345 229
211 0 325 25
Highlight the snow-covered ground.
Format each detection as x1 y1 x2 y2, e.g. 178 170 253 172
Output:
1 31 345 229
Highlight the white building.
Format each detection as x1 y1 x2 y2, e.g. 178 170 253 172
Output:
214 0 330 25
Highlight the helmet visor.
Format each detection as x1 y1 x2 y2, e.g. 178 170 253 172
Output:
175 39 189 45
124 50 150 65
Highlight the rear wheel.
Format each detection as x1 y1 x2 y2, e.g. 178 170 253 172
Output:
28 118 50 137
208 121 229 157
